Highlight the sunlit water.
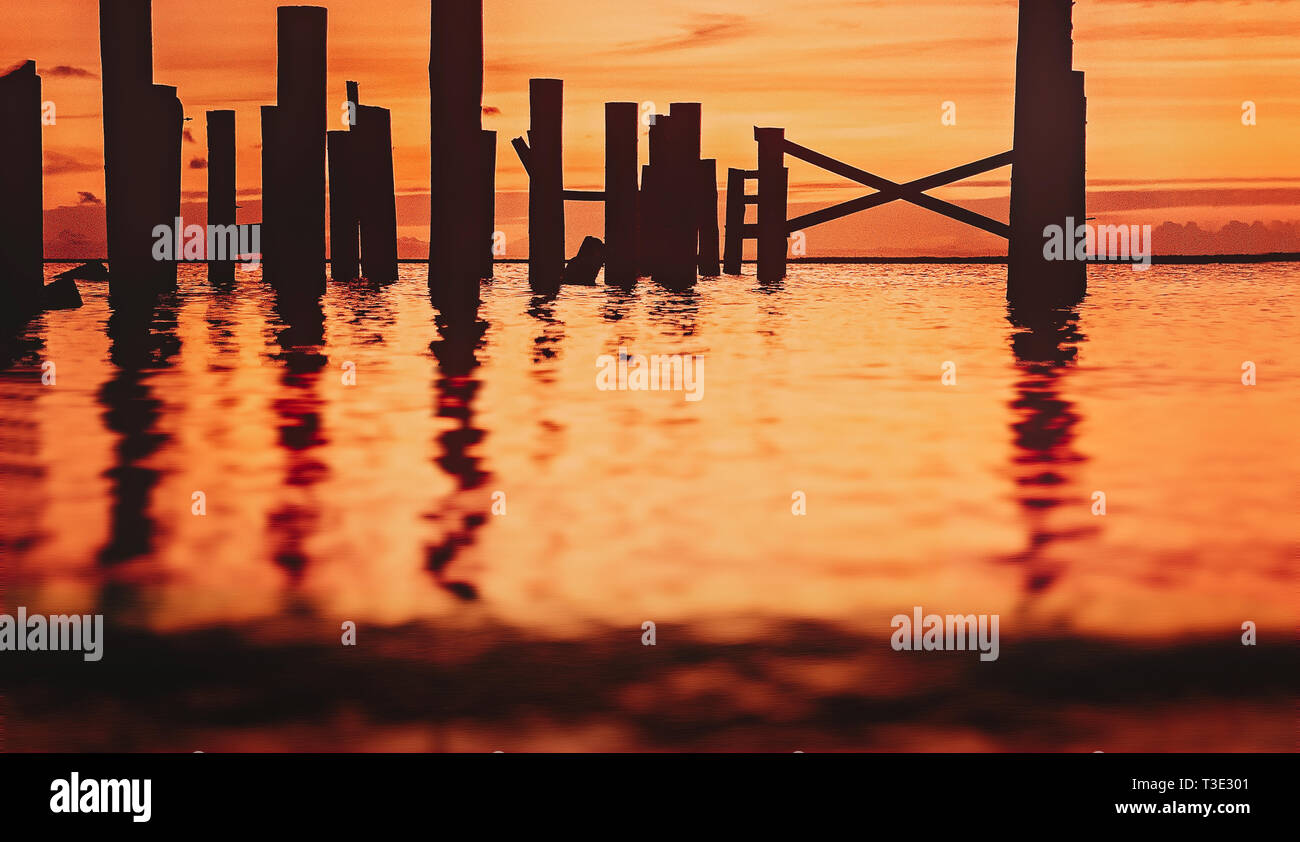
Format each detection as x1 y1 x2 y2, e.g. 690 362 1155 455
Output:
2 262 1296 751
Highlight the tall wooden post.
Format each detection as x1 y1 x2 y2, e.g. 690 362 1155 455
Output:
480 129 497 279
99 0 159 303
722 167 746 274
356 105 398 282
149 83 183 292
275 5 328 295
755 127 788 282
0 61 43 319
430 0 486 306
661 102 701 288
528 78 564 294
604 102 638 287
327 129 359 281
207 109 236 285
1008 0 1086 308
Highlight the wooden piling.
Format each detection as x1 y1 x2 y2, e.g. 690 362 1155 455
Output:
0 61 43 318
1008 0 1086 308
99 0 159 303
430 0 486 304
327 129 359 281
604 102 638 287
150 84 183 292
722 168 746 274
275 5 328 295
207 110 236 285
754 127 788 282
356 105 399 283
527 78 565 293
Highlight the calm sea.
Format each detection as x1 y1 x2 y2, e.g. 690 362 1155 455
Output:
1 262 1295 751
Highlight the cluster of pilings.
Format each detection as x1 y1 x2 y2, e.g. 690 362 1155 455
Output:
327 81 399 284
100 0 183 307
0 61 43 322
515 84 721 294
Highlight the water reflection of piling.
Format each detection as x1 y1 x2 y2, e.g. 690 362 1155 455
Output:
424 306 491 601
1004 303 1093 595
97 298 181 565
206 110 236 287
267 294 329 578
0 61 43 321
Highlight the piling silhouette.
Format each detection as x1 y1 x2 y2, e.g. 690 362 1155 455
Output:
0 61 43 321
206 110 236 286
268 5 327 296
1008 0 1087 308
355 104 399 282
524 78 565 294
603 103 639 287
327 128 360 281
430 0 490 309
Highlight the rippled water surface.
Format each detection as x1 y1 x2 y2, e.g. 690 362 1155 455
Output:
2 262 1295 751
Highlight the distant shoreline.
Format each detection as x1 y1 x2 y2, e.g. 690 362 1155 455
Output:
42 253 1300 266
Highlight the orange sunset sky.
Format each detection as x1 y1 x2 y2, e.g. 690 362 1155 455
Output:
2 0 1297 257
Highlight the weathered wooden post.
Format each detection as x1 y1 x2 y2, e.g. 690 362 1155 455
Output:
722 167 747 274
275 5 328 295
604 102 639 287
430 0 486 305
755 126 788 282
527 78 565 293
1008 0 1086 308
207 110 236 285
0 61 43 318
356 105 399 282
327 129 359 280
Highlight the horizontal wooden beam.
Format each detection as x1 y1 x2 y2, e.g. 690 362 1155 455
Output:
563 189 606 202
